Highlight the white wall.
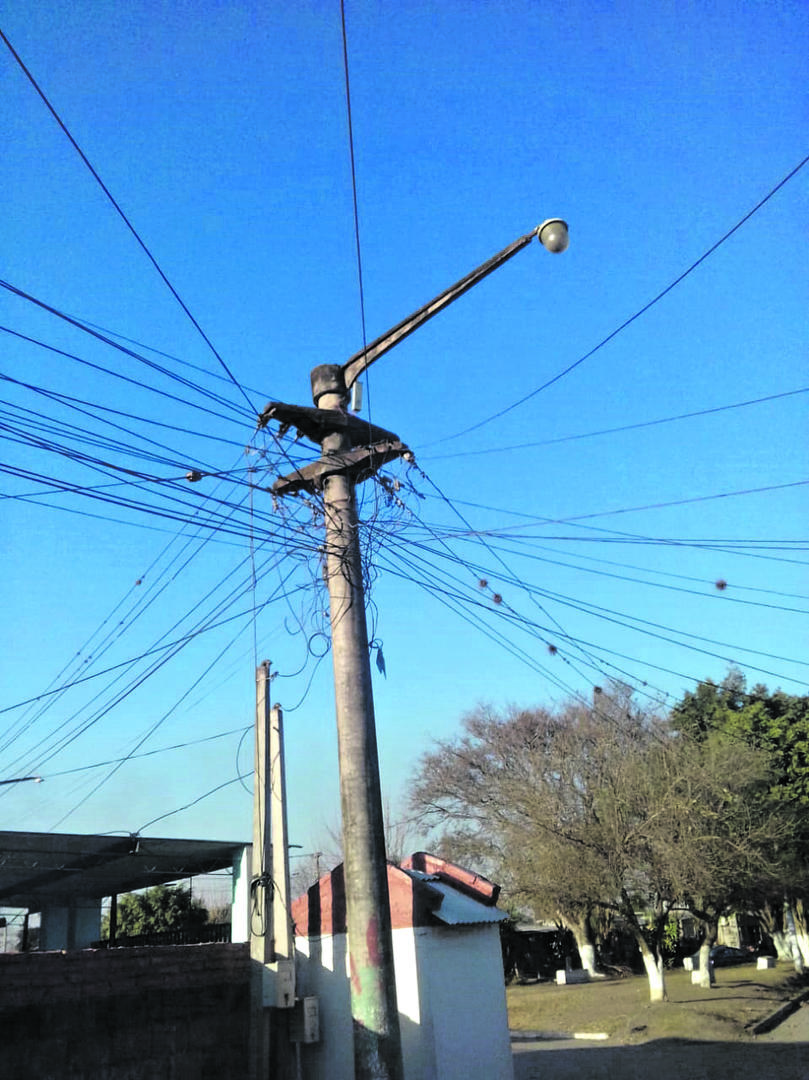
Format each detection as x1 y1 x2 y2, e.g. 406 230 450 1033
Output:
230 845 251 943
294 924 513 1080
416 924 513 1080
295 931 353 1080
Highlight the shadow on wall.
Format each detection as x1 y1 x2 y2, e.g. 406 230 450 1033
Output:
292 858 513 1080
294 919 447 1080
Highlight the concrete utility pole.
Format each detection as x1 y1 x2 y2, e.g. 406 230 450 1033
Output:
249 660 273 1080
315 361 404 1079
250 667 297 1078
262 219 569 1080
269 703 294 980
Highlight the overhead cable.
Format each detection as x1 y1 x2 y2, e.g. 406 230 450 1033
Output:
429 150 809 445
0 28 257 417
421 386 809 460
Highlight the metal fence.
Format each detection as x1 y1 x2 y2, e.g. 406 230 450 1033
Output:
94 922 232 948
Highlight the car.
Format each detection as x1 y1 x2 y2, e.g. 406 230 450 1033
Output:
687 944 755 969
710 945 756 966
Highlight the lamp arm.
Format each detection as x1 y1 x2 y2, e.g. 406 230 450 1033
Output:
342 227 539 391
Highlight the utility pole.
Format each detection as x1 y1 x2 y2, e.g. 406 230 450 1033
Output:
262 219 569 1080
269 703 294 982
249 660 273 1080
315 362 404 1079
250 667 297 1079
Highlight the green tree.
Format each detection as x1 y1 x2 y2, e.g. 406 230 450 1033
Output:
671 670 809 969
102 884 208 939
645 730 793 987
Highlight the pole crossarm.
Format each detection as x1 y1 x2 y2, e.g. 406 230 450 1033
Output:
271 439 411 496
341 227 539 391
259 400 399 448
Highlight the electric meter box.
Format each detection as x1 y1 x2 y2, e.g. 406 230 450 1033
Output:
290 996 320 1044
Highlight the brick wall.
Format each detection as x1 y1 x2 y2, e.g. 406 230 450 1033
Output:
0 943 251 1079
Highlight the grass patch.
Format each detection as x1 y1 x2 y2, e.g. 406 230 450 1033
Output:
507 962 797 1045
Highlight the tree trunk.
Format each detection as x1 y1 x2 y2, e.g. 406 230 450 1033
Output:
792 898 809 967
753 898 786 958
785 900 806 973
638 938 667 1002
691 914 719 988
565 914 598 975
685 908 721 988
577 938 598 977
619 889 667 1002
772 931 791 960
696 935 717 988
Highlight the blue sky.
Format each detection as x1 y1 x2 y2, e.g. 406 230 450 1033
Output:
1 1 807 864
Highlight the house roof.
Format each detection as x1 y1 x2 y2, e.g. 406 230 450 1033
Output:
0 831 246 910
404 873 507 926
292 852 507 936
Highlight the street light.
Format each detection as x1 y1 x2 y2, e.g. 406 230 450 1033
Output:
262 219 568 1080
0 776 43 786
537 217 570 253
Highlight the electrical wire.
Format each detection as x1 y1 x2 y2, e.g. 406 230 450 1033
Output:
338 0 380 524
0 370 250 450
409 464 643 694
487 535 809 604
0 501 306 764
0 322 250 429
41 726 249 778
418 492 809 567
361 471 808 700
420 385 809 460
373 516 809 674
374 529 808 709
137 774 251 834
0 278 255 419
373 534 675 717
427 151 809 445
441 532 809 617
3 556 306 775
62 308 271 403
49 604 277 828
339 0 370 398
0 29 258 417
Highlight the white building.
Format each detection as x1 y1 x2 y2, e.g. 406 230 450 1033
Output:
291 852 514 1080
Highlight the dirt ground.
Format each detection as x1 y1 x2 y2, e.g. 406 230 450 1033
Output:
512 1002 809 1080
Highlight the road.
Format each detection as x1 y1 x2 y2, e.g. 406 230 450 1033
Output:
512 1004 809 1080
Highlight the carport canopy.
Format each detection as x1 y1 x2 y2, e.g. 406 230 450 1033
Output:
0 830 247 911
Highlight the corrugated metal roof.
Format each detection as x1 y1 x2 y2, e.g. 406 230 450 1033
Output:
429 881 508 926
0 831 246 910
405 870 507 926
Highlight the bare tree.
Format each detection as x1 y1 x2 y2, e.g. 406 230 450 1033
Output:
410 692 678 1001
289 798 421 900
411 688 796 1000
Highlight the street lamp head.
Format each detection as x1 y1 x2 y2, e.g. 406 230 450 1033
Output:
537 218 569 253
